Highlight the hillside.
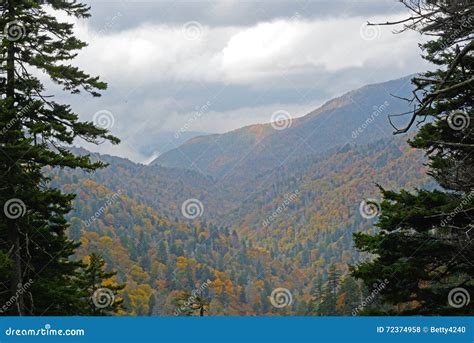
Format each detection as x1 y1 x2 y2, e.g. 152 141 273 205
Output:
49 75 434 316
153 76 414 179
52 138 430 315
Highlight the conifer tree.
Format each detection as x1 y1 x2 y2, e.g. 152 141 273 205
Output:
352 0 473 315
0 0 118 315
76 253 125 316
309 277 324 315
319 266 341 315
173 290 209 316
337 277 362 316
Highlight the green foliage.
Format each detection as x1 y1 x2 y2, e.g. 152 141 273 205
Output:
309 271 366 316
75 253 125 316
49 134 429 315
352 1 473 315
0 0 118 315
173 290 209 316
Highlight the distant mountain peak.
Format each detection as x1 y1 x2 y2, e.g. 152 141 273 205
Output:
153 75 415 178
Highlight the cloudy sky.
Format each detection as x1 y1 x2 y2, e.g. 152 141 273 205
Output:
56 0 428 162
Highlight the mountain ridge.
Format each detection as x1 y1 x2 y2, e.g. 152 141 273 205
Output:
50 74 431 316
152 75 415 179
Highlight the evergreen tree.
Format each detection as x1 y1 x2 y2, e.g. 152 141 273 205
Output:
309 277 324 315
337 276 362 316
148 294 156 316
0 0 118 315
352 0 473 315
319 266 341 315
76 253 125 316
173 290 209 316
326 265 341 296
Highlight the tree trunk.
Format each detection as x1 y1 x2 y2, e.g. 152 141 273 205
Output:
5 0 25 316
8 221 25 315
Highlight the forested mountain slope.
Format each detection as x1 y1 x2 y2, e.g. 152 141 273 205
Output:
153 76 414 179
48 75 434 315
52 136 430 315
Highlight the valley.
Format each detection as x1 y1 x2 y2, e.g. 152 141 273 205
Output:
51 76 432 315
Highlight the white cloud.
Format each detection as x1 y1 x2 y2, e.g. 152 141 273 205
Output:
73 14 423 87
50 10 429 162
80 101 321 164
